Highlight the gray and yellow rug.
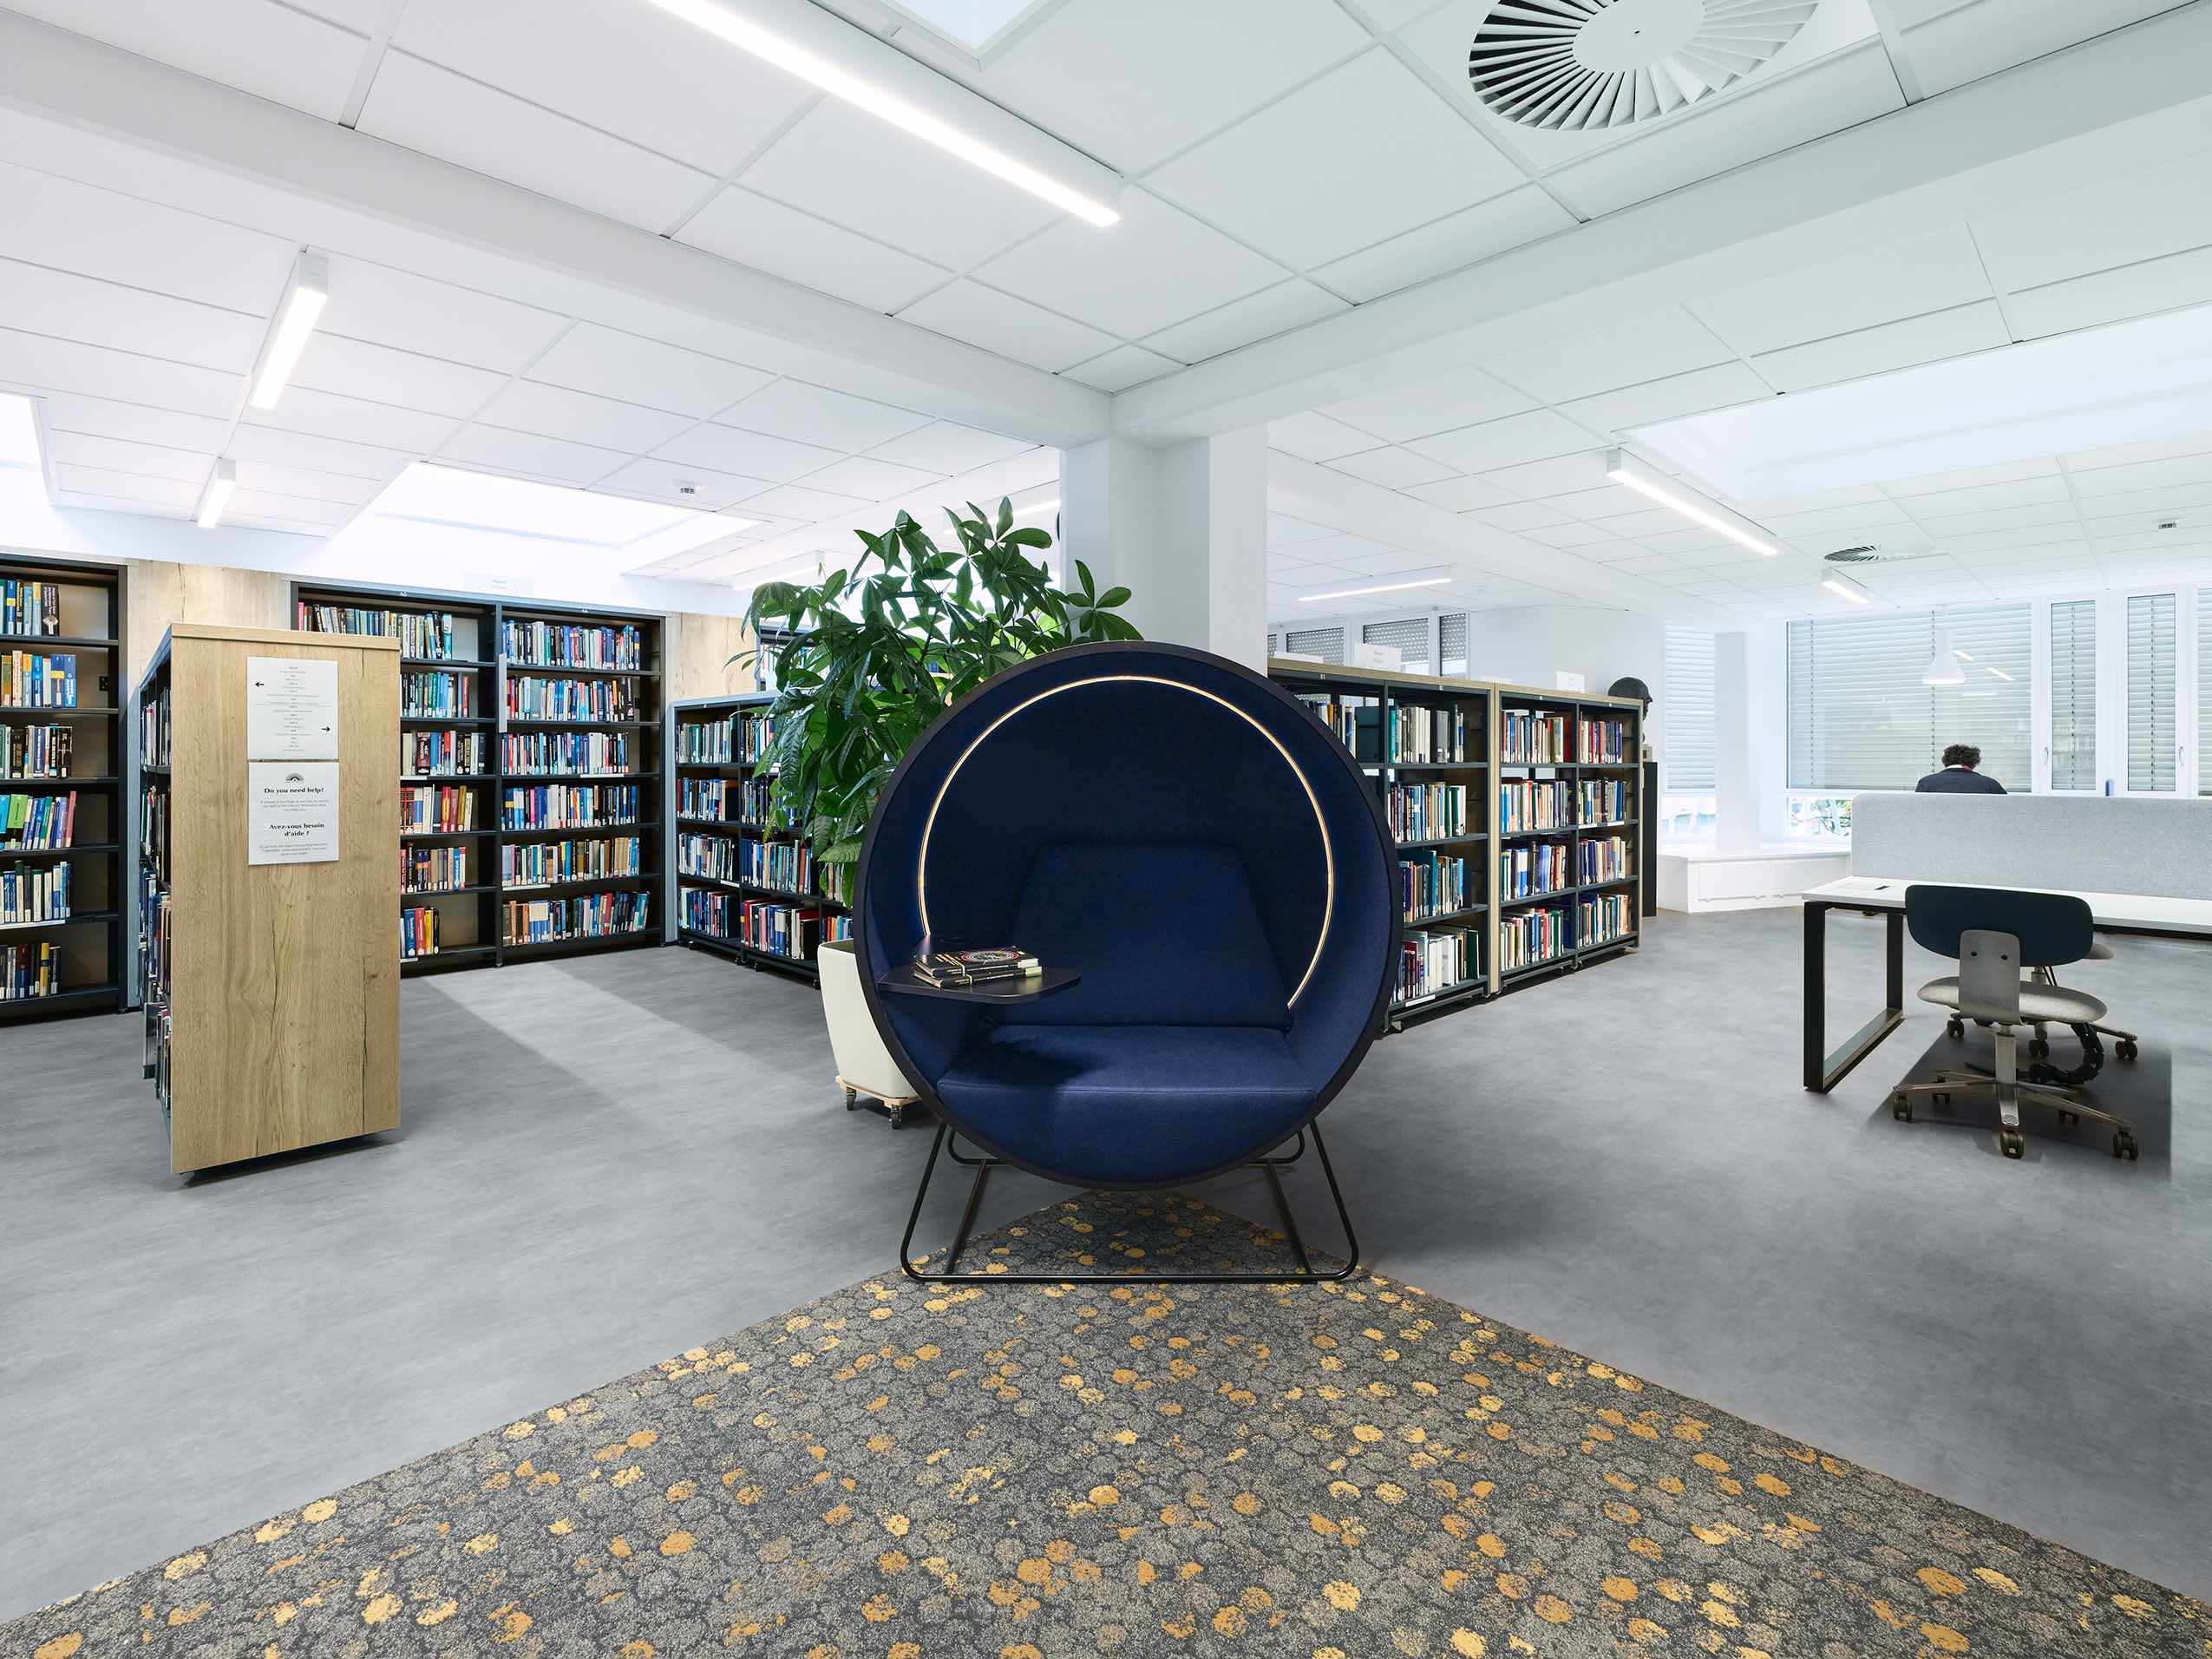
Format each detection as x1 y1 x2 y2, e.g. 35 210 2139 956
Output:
11 1194 2203 1658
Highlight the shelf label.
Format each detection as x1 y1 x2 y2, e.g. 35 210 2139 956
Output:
246 656 339 761
248 761 340 865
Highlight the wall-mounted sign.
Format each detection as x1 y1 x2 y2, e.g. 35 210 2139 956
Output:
246 656 338 761
247 762 340 865
1554 671 1587 692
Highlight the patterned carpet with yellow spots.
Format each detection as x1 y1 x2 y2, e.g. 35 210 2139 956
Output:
11 1192 2203 1659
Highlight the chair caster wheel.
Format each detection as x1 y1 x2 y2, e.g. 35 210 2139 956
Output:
2117 1039 2138 1061
1931 1092 1950 1109
2000 1130 2025 1159
1946 1018 1964 1039
2113 1131 2138 1161
888 1105 906 1129
1891 1095 1912 1122
2028 1038 2050 1060
844 1087 859 1111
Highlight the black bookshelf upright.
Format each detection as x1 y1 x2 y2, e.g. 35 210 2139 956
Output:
293 583 663 972
0 553 125 1021
666 693 852 983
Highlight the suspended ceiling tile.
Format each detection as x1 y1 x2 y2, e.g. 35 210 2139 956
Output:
2006 245 2212 340
717 378 935 452
1761 501 1917 534
436 422 628 486
1267 514 1338 547
653 423 846 485
290 333 511 420
227 486 351 526
595 456 772 510
1481 306 1734 404
1522 521 1626 549
1475 451 1614 499
473 380 696 455
0 257 262 372
978 0 1371 174
972 188 1287 341
246 386 456 453
1319 366 1538 444
1689 225 1993 357
895 280 1117 374
740 481 877 521
675 187 952 315
1465 501 1574 532
866 421 1036 475
1902 0 2195 96
229 458 378 505
1063 344 1181 393
1309 187 1577 305
1146 49 1528 272
225 423 412 482
528 324 773 418
1560 361 1773 435
1908 501 2084 538
3 0 370 121
36 392 231 456
42 430 211 483
1404 408 1594 473
1400 474 1520 513
741 102 1061 272
1749 300 2011 393
51 462 200 508
1140 280 1347 364
0 326 240 419
1325 446 1459 489
1973 146 2212 296
2059 432 2212 473
1882 457 2063 497
389 0 819 176
324 258 569 374
1266 410 1383 464
358 52 717 234
796 454 946 502
1889 475 2074 518
1541 483 1650 520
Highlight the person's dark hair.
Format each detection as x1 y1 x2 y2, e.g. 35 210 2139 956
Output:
1942 744 1981 770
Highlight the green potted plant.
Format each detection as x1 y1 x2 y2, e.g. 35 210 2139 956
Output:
737 499 1137 1105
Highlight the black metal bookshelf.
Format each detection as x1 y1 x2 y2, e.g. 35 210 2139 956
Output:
1495 687 1641 986
666 693 850 984
294 582 662 973
1 554 125 1022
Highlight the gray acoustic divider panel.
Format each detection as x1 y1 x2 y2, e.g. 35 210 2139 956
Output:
1851 791 2212 901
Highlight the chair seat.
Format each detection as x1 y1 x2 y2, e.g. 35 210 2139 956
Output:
1917 977 2108 1024
938 1025 1312 1185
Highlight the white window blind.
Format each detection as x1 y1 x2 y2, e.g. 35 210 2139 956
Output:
2050 599 2097 790
2201 593 2212 796
1283 625 1345 665
2126 592 2176 792
1362 617 1431 674
1438 613 1469 677
1787 604 2032 790
1662 626 1717 791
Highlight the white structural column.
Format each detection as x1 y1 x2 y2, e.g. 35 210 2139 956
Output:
1714 629 1758 854
1060 429 1268 666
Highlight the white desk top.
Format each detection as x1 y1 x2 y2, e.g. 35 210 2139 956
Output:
1805 875 2212 937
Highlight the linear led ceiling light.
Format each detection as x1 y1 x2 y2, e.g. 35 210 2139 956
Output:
638 0 1121 226
195 459 236 529
1605 449 1777 557
1820 568 1871 605
1297 567 1453 603
248 251 329 410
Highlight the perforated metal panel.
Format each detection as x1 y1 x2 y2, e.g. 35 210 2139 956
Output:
1283 626 1345 665
1362 618 1431 675
1438 613 1469 677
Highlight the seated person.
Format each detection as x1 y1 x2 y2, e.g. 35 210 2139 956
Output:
1916 743 2006 794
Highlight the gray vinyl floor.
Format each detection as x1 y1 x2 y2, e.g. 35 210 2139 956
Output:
3 908 2208 1623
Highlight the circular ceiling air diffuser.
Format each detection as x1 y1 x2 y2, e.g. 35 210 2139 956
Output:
1467 0 1819 133
1823 538 1937 565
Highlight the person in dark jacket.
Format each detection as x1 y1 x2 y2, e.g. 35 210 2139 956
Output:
1916 744 2006 794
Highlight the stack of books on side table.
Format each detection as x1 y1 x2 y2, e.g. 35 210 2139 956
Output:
912 946 1040 987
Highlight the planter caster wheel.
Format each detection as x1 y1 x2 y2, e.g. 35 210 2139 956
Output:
2113 1131 2138 1161
1891 1095 1912 1122
1945 1017 1964 1039
844 1087 859 1111
2117 1039 2138 1062
2028 1037 2050 1060
2000 1130 2025 1159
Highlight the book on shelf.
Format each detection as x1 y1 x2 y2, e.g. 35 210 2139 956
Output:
298 602 460 659
1500 904 1570 971
741 836 814 895
402 670 475 718
501 731 631 775
507 674 639 723
1398 927 1474 1002
501 619 642 671
1 791 75 849
1 938 62 1000
676 710 774 764
678 777 732 821
141 686 170 767
737 896 821 961
401 845 469 894
1 580 64 639
1579 890 1633 949
912 946 1039 987
1295 694 1380 762
503 836 639 888
2 723 72 778
677 830 741 883
2 650 75 708
1579 717 1629 764
1 859 69 924
501 783 639 830
1498 778 1572 835
407 730 488 776
1399 849 1469 921
1578 835 1631 886
741 777 776 825
1500 841 1571 900
1577 777 1628 824
1388 705 1470 764
1500 709 1569 764
401 905 440 961
1389 781 1469 843
401 784 475 833
501 890 651 945
817 860 852 908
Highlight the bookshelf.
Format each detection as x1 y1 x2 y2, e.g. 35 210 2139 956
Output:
135 624 400 1172
293 583 662 972
1 553 125 1021
1268 659 1641 1031
666 693 853 983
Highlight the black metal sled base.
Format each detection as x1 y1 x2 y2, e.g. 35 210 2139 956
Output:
899 1120 1360 1284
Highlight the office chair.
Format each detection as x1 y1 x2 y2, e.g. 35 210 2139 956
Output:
1892 884 2138 1161
2013 938 2141 1066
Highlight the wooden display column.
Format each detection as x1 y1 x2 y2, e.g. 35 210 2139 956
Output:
142 624 400 1173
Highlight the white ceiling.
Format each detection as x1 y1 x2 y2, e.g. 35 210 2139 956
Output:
1266 512 1595 615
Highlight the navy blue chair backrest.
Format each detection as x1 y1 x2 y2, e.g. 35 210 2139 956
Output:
1904 883 2093 967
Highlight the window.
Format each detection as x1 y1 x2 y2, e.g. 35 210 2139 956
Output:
1282 625 1344 665
1362 618 1431 675
1662 627 1716 791
2201 593 2212 797
1438 613 1469 678
2050 599 2097 790
2126 593 2176 792
1787 604 2032 791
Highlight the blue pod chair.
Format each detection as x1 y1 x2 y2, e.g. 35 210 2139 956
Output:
855 642 1397 1282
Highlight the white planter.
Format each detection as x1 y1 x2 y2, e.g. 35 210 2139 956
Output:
818 938 924 1127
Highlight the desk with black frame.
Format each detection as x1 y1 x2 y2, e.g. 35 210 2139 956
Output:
1802 875 2212 1092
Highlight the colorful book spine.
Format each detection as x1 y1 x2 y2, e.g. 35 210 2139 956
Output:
401 671 474 718
401 906 440 960
2 723 72 777
0 791 76 849
297 603 457 659
1577 778 1628 824
1398 927 1475 1002
1498 779 1572 835
740 837 813 896
1500 709 1570 764
677 832 742 883
1399 851 1469 921
0 580 63 639
1 859 70 923
507 676 637 722
406 731 488 777
401 846 469 893
1500 905 1570 971
501 891 651 946
1 651 77 708
500 784 639 830
738 897 821 961
401 784 475 833
1578 835 1630 886
500 620 643 670
1388 783 1469 843
0 938 62 999
1579 890 1633 948
1499 841 1572 900
500 731 630 776
502 836 639 888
